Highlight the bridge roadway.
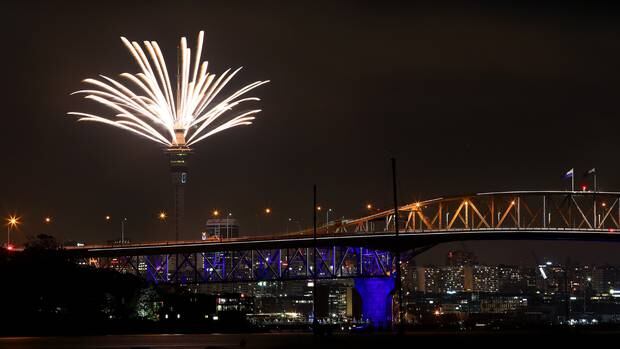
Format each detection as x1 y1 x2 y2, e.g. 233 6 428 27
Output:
66 227 620 258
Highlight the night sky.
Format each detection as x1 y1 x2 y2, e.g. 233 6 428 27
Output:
3 1 620 265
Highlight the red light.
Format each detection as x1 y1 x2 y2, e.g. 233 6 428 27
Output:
581 185 587 191
609 228 615 233
7 245 13 251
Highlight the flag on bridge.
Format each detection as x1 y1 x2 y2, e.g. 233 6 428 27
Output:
584 168 598 192
564 168 574 191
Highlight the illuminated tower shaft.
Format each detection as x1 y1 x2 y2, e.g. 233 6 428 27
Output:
167 130 192 241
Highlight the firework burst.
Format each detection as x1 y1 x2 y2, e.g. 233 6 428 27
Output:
69 31 268 147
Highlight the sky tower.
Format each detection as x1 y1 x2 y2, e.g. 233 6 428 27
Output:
70 31 268 241
167 130 191 241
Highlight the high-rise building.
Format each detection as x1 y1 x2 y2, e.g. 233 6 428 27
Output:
204 218 240 240
473 265 499 293
417 266 442 293
592 265 620 293
442 266 466 293
498 265 522 292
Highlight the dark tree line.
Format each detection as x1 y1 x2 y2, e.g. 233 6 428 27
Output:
0 235 258 335
0 235 161 335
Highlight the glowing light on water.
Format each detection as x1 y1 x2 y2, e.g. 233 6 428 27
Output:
69 31 268 147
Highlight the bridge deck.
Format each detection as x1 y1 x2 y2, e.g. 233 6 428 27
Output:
65 228 620 257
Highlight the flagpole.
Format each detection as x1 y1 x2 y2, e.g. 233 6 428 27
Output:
594 173 597 192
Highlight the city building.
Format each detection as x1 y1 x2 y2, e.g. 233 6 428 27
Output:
203 218 240 240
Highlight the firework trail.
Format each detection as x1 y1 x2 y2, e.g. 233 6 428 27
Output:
69 31 268 147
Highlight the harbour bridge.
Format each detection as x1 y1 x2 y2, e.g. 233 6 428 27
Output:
65 190 620 326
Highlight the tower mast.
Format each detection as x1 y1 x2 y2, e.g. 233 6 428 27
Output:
167 129 191 241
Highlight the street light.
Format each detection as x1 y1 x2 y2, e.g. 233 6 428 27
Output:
159 211 167 221
6 215 20 249
44 217 52 224
286 218 303 234
255 208 272 235
121 217 128 245
225 212 233 239
105 216 127 244
326 208 333 233
213 210 220 217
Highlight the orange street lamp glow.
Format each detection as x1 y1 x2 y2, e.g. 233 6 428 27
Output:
316 206 322 211
366 204 373 210
6 215 20 250
105 215 111 221
44 217 52 224
159 212 167 220
265 208 271 214
7 216 19 228
213 210 220 217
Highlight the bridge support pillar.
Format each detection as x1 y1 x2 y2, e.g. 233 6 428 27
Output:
354 277 395 329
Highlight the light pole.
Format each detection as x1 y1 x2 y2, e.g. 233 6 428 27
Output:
312 185 318 333
6 216 19 249
211 210 221 239
227 212 232 239
366 204 379 231
105 215 112 244
121 217 128 245
287 218 302 234
326 208 333 233
264 208 271 235
104 215 128 244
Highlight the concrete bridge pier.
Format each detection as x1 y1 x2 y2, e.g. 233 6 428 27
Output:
354 277 395 328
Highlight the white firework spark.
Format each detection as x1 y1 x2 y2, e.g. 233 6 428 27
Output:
69 31 268 147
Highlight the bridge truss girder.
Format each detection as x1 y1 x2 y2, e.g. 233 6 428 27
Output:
330 191 620 233
87 246 394 285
